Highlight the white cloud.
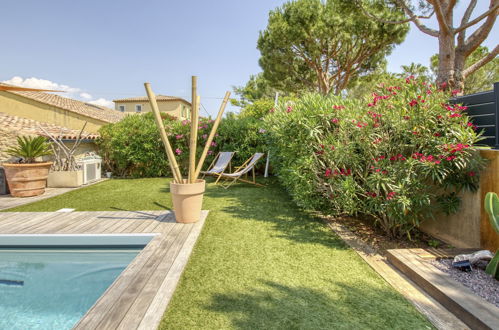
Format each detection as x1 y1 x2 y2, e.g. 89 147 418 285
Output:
79 92 92 99
2 76 115 109
88 98 114 108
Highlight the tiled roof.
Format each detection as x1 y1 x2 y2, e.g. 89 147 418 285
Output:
0 112 99 140
0 83 125 123
113 94 191 105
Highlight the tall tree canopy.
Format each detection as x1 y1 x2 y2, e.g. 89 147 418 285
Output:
257 0 409 95
232 73 282 107
357 0 499 93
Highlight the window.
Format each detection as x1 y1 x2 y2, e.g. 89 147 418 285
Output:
118 105 125 112
135 104 142 113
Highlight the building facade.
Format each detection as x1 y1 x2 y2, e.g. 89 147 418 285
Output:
113 95 191 119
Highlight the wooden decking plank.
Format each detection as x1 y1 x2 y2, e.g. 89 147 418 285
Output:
17 212 83 233
108 211 159 234
120 211 164 233
57 211 109 233
141 212 173 233
133 213 166 233
136 212 208 330
46 211 105 234
96 224 193 329
0 212 46 231
81 211 129 234
0 212 32 229
0 212 62 233
73 223 180 329
117 223 197 329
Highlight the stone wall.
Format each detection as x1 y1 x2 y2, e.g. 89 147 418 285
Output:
0 127 33 162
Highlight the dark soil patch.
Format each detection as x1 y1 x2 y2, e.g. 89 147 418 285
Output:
324 215 448 255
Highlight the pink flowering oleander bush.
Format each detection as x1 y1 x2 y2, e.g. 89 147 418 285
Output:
97 113 218 178
265 77 487 237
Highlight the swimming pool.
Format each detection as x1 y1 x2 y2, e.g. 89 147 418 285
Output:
0 234 154 330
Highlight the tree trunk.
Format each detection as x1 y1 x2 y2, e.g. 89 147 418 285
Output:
453 49 467 95
436 33 456 89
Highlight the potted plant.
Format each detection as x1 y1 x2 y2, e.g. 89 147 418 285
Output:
145 77 230 223
3 136 53 197
39 124 86 188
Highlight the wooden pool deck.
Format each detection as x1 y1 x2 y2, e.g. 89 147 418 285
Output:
0 210 208 330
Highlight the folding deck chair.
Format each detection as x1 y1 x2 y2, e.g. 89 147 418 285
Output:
214 153 265 189
201 152 234 178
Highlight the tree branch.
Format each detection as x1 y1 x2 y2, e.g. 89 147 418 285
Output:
455 1 499 34
354 0 434 24
430 0 451 34
462 44 499 78
463 2 499 56
457 0 477 48
393 0 440 37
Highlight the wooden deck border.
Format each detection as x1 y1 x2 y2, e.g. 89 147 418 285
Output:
387 248 499 330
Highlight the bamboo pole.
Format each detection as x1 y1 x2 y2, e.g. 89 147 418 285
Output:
188 76 199 183
193 91 231 180
144 83 183 183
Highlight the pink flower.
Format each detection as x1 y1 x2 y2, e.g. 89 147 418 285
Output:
409 99 418 107
202 134 208 139
210 141 217 147
269 108 275 113
331 118 339 124
181 120 189 126
175 134 183 140
451 89 461 96
208 150 213 155
403 116 410 120
325 168 332 177
387 192 396 200
468 171 476 177
286 106 292 113
175 148 182 155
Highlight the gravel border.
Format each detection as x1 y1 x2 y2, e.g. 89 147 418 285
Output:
430 259 498 308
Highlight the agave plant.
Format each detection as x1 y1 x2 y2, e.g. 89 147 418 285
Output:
484 192 499 279
6 136 53 163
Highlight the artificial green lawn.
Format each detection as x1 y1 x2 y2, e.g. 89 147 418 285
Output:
5 178 432 329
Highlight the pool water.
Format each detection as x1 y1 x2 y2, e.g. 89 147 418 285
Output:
0 248 140 330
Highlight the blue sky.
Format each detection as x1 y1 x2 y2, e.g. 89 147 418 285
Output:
1 0 497 116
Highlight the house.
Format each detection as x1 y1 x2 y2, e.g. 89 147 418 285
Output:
113 95 191 119
0 83 125 133
0 112 99 162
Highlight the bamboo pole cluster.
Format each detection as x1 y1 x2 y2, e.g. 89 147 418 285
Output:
144 77 230 184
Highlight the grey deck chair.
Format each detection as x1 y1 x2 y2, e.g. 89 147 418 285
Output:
201 152 234 178
214 153 265 189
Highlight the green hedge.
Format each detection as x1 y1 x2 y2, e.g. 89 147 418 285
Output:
265 78 486 237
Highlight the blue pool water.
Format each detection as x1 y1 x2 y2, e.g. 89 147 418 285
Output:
0 248 140 330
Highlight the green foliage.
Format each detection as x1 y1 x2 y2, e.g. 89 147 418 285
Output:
484 192 499 279
232 73 284 107
431 46 499 94
257 0 408 95
217 114 268 168
97 113 217 178
265 77 486 237
6 136 52 163
484 192 499 234
238 99 275 119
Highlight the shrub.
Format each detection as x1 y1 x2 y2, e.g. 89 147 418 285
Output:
97 113 218 178
265 77 486 237
217 114 269 168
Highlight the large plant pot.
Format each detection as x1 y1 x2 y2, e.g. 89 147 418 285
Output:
47 170 83 188
3 162 52 197
170 179 205 223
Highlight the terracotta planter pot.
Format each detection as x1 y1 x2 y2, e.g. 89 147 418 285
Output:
3 162 52 197
170 179 205 223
